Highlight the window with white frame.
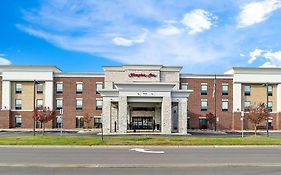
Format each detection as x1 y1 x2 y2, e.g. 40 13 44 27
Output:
76 83 83 94
96 100 102 110
15 83 22 94
244 101 251 111
244 85 251 96
268 85 273 96
76 99 83 110
15 99 22 110
36 99 43 108
37 83 43 94
56 83 63 93
222 84 228 95
76 116 84 128
222 100 228 111
201 84 207 95
15 115 22 128
181 83 188 90
201 100 208 111
96 83 103 94
56 99 63 109
268 101 273 112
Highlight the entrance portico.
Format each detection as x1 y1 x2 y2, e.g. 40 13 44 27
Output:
99 65 192 134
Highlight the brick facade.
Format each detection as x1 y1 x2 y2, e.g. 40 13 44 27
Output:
54 77 104 129
180 78 233 130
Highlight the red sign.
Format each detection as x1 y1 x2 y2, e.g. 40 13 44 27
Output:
128 73 157 78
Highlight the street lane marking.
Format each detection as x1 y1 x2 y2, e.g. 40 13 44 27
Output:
130 148 165 154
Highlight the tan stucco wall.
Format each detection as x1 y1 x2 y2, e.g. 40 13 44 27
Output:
242 84 277 112
11 82 45 110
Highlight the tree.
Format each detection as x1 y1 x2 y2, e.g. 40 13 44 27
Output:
245 103 270 136
206 112 216 130
33 107 57 135
83 113 93 129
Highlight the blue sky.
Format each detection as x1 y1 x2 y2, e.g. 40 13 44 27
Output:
1 0 281 73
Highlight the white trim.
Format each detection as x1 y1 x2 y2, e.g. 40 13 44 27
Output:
180 74 233 79
54 73 104 78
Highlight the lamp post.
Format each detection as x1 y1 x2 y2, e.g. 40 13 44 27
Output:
266 83 269 137
33 80 40 136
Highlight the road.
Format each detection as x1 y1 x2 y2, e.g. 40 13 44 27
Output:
1 146 281 174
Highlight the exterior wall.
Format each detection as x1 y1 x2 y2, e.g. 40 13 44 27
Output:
242 84 277 111
0 76 10 128
11 82 45 110
181 78 233 130
54 77 104 129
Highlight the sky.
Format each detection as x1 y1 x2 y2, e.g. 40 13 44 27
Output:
1 0 281 73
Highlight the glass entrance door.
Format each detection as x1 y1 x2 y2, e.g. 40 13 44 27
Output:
132 117 153 130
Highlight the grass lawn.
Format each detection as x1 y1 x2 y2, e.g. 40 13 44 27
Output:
0 136 281 145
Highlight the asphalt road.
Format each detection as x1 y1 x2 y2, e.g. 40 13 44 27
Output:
1 146 281 174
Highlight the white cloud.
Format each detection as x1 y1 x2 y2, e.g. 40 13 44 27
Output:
112 33 146 46
181 9 217 34
0 57 11 65
248 49 281 67
156 25 183 36
238 0 281 28
248 48 264 63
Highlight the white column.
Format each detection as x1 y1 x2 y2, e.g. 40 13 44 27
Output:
277 84 281 112
161 96 172 134
178 98 187 134
233 83 242 112
45 81 53 110
118 96 127 133
102 99 111 134
2 81 11 110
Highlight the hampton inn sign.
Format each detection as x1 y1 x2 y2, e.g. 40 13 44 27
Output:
128 73 157 78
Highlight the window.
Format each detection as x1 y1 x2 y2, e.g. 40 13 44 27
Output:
56 83 63 94
222 101 228 111
268 85 273 96
76 116 84 128
199 118 208 129
15 115 22 128
96 83 103 94
36 99 43 108
181 83 188 90
201 84 207 95
201 100 208 111
15 99 22 110
76 83 83 94
56 116 62 128
96 100 102 110
37 83 43 94
94 117 102 128
222 85 228 95
268 119 273 127
56 99 63 110
15 83 22 94
244 85 251 96
76 99 83 110
244 101 251 111
268 101 273 112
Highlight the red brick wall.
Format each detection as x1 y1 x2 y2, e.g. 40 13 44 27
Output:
54 77 104 129
181 78 233 130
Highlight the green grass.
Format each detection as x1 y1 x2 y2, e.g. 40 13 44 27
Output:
0 136 281 146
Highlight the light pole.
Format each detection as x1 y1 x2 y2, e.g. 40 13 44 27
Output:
33 80 40 136
266 83 269 137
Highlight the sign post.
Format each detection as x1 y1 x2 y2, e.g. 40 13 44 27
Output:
241 111 244 138
59 109 63 136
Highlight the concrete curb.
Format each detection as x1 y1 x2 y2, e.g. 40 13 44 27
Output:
1 145 281 148
0 163 281 168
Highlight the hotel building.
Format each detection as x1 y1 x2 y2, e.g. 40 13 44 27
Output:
0 65 281 134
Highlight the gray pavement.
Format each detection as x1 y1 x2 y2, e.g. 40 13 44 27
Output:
1 147 281 174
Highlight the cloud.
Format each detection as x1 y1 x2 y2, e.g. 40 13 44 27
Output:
181 9 217 34
248 49 281 67
156 25 183 36
0 57 11 65
248 48 264 63
238 0 281 28
112 33 146 46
